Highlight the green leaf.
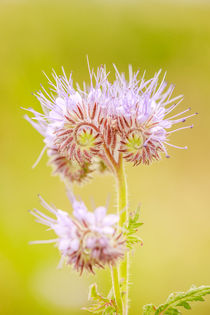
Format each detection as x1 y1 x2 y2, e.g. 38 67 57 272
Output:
83 283 117 314
124 205 143 249
143 285 210 314
142 303 156 314
89 283 98 300
176 301 191 309
102 306 116 314
164 307 180 315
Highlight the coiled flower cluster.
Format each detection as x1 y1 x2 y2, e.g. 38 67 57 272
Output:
25 63 196 182
30 193 125 274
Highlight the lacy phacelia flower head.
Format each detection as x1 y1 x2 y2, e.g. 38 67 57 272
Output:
30 193 125 274
25 62 196 180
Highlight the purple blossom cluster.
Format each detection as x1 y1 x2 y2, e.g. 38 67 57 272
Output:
30 193 125 274
25 63 196 183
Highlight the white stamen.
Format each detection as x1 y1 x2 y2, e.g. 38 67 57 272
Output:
167 125 193 134
165 98 183 116
165 142 187 149
173 112 198 124
29 239 58 245
57 255 65 269
32 145 47 169
38 195 57 215
168 107 191 120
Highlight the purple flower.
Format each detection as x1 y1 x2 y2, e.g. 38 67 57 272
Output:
68 191 119 235
30 193 125 274
25 62 196 180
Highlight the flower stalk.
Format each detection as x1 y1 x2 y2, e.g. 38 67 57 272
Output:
115 156 129 315
111 265 123 314
103 147 128 314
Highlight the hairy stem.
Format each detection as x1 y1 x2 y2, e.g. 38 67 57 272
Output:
116 155 129 315
111 266 123 314
103 147 128 315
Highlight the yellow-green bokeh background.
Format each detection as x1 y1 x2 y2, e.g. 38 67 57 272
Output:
1 0 210 314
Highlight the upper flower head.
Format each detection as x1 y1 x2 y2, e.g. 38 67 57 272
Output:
30 192 125 274
25 62 196 181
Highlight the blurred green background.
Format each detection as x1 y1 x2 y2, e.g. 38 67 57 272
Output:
1 0 210 314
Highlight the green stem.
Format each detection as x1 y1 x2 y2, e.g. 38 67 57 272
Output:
116 156 127 226
111 266 123 314
103 145 128 315
116 156 129 315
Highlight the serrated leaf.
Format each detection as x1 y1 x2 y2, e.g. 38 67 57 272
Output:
142 303 156 314
192 296 205 302
102 306 115 314
177 301 191 309
84 283 117 314
89 283 98 300
124 206 143 249
143 285 210 315
164 307 180 315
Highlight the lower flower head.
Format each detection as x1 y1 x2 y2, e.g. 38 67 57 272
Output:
30 193 125 274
